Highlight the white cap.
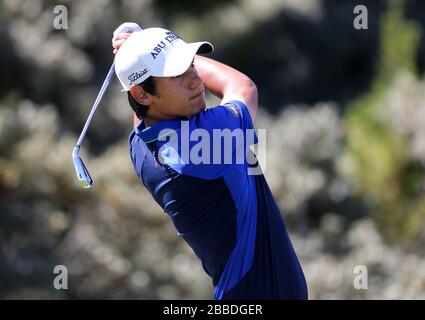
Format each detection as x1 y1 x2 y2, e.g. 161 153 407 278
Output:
114 27 214 91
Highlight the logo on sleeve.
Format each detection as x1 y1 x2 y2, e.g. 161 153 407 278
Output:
224 103 240 117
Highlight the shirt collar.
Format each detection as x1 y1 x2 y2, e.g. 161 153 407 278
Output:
135 118 186 143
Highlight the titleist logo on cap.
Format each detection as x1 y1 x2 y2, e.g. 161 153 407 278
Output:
128 68 149 84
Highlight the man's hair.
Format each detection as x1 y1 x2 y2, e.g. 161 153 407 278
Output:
127 76 156 119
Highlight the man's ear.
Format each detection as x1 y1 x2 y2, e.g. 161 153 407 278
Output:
130 85 153 105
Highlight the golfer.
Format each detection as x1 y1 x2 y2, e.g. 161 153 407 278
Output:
112 23 308 300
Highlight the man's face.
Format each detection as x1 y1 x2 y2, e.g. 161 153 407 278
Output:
150 61 206 120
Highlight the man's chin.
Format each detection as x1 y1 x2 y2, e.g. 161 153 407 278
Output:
192 101 207 115
189 110 205 117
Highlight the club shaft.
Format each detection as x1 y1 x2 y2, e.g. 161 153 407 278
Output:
75 63 116 147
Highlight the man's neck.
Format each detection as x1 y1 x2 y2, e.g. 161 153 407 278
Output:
133 114 159 129
143 115 188 129
143 117 158 128
135 113 190 130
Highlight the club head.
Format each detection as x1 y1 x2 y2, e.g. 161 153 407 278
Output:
72 145 93 188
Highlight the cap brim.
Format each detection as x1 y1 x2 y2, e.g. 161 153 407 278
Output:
152 41 214 78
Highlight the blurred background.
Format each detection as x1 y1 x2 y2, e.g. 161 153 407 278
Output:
1 0 425 299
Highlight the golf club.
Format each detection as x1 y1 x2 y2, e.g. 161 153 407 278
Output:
72 62 115 188
72 22 142 188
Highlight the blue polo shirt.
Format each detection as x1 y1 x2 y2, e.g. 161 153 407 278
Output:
128 100 307 300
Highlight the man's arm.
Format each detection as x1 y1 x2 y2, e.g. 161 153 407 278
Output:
194 55 258 123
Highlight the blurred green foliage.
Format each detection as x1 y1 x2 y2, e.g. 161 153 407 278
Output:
345 0 425 245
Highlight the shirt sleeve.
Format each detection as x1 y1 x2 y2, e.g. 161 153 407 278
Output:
197 100 257 133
